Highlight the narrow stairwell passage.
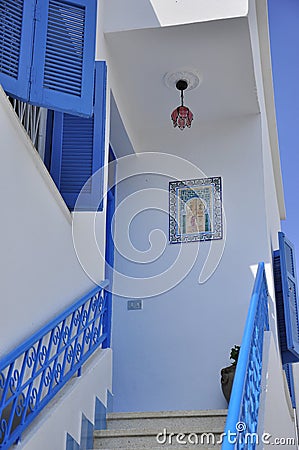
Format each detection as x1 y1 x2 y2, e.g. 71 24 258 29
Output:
93 409 227 449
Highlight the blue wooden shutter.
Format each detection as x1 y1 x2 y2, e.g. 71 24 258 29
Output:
30 0 97 117
0 0 35 101
50 61 107 211
274 232 299 363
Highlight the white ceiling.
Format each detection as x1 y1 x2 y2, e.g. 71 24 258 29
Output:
105 16 259 147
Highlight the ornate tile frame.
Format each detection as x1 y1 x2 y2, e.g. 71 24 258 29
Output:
169 177 222 243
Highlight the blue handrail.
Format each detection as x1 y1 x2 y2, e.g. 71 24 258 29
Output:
0 280 110 449
222 263 269 450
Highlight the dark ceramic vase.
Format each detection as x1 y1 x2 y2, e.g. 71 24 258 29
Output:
220 365 236 404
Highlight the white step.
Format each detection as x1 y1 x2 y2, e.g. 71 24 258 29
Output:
106 409 227 431
94 446 221 450
94 428 224 449
93 409 227 449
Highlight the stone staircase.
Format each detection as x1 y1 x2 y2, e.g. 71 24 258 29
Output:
93 409 227 449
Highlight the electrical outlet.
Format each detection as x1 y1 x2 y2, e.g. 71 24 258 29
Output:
127 300 142 310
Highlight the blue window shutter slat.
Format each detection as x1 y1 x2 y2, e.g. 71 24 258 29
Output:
30 0 97 117
50 61 107 211
274 232 299 363
0 0 34 101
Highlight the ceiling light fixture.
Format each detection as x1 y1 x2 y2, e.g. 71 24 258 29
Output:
171 79 193 130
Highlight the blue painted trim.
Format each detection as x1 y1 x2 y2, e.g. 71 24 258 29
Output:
94 397 107 430
66 433 80 450
66 392 109 449
44 110 54 171
222 263 269 450
103 147 116 348
50 111 63 189
103 187 115 348
107 390 114 413
87 60 107 212
0 280 110 449
80 414 93 450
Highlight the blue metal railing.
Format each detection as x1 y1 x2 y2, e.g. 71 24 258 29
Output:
0 280 110 449
222 263 269 450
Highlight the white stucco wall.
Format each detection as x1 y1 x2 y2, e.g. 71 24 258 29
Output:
110 113 275 412
246 1 295 438
102 0 290 428
104 0 248 32
259 333 296 449
292 363 299 432
248 0 283 253
0 88 107 356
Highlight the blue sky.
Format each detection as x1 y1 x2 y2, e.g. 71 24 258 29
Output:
268 0 299 259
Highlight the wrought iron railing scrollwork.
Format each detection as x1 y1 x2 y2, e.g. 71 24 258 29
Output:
8 96 48 159
0 280 110 449
222 263 270 450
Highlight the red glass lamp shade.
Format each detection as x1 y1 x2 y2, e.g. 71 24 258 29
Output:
171 79 193 130
171 106 193 130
